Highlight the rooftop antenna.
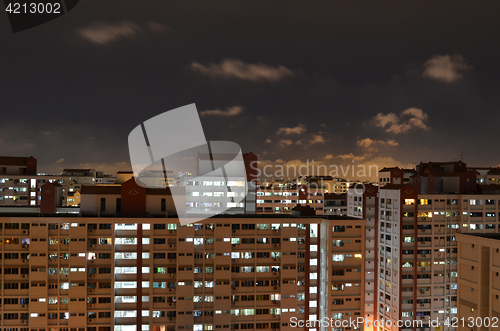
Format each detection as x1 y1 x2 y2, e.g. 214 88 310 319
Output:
459 152 465 162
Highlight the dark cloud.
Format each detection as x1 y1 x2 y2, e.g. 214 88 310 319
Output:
0 0 499 175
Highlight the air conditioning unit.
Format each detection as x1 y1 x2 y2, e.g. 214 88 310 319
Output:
169 302 174 307
21 304 26 308
22 320 28 324
272 314 279 318
232 258 238 262
89 318 94 322
170 230 175 234
22 274 27 278
89 289 94 293
273 258 278 262
22 230 28 234
22 259 27 263
232 287 236 290
90 244 95 248
170 259 175 263
274 244 279 248
169 274 174 278
272 300 278 304
169 244 175 248
169 288 173 292
273 272 278 275
22 244 28 248
273 286 278 290
90 260 94 263
273 229 279 233
89 274 95 278
89 229 95 233
232 302 237 305
232 230 238 233
89 304 94 308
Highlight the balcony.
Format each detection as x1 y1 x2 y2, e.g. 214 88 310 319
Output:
417 303 431 309
417 278 431 284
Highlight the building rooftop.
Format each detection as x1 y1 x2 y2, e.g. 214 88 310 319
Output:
0 206 359 220
379 183 411 190
62 168 92 173
198 153 239 161
459 233 500 241
411 171 479 177
487 168 500 175
324 193 346 200
81 185 122 195
379 167 401 173
0 156 34 166
299 175 334 180
479 184 500 190
0 205 80 217
80 184 173 195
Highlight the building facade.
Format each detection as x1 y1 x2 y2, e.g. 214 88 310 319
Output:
456 233 500 331
0 214 369 331
256 186 326 216
348 162 500 331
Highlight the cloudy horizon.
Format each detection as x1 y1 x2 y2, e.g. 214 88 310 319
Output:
1 1 499 179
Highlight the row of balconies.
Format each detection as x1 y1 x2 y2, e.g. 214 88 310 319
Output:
88 228 309 236
0 228 31 234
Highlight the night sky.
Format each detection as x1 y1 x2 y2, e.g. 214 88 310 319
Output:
1 1 499 179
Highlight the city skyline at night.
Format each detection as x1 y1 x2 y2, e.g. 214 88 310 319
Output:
1 1 500 330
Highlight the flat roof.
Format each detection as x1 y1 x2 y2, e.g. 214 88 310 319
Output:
81 185 122 195
458 233 500 240
0 156 32 166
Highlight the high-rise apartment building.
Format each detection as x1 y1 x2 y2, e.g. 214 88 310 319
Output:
347 184 379 327
323 194 347 216
349 162 500 331
0 209 369 331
